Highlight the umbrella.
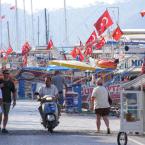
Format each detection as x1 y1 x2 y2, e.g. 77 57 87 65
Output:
22 65 75 72
48 60 96 71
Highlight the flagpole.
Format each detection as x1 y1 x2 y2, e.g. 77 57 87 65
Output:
107 7 120 58
31 0 34 46
107 7 119 25
0 0 2 49
15 0 19 51
23 0 26 41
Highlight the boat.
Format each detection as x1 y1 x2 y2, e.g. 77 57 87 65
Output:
96 59 118 69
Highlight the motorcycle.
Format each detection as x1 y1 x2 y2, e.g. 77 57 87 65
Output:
37 94 59 133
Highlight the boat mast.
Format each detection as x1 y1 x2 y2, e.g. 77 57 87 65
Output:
37 16 40 46
15 0 19 51
44 8 48 45
23 0 26 41
7 21 11 47
64 0 68 46
47 13 50 43
31 0 34 46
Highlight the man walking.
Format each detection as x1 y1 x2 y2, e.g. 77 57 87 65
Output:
52 71 67 107
90 78 111 134
0 70 16 133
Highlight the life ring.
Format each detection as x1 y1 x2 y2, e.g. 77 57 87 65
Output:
96 59 117 69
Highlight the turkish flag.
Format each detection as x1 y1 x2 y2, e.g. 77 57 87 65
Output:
47 39 54 49
112 26 123 41
94 10 113 36
22 42 31 56
95 37 106 49
6 47 13 55
86 31 97 46
79 53 84 61
71 47 84 61
71 47 78 58
140 10 145 17
84 46 92 56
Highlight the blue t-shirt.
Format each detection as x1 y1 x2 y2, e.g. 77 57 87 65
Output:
52 75 65 92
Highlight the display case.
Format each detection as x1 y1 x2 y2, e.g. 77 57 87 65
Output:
120 90 144 133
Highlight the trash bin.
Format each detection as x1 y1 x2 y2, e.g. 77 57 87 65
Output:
65 91 79 113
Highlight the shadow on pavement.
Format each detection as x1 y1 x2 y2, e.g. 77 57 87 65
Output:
0 129 118 136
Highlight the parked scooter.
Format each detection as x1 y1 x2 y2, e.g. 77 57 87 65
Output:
37 94 59 133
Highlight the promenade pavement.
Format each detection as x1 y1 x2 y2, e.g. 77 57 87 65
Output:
7 100 120 133
0 100 144 145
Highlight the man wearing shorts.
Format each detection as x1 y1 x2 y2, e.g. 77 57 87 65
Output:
0 70 16 133
90 78 110 134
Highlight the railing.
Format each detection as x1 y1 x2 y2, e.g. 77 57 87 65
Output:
120 74 145 89
104 55 144 86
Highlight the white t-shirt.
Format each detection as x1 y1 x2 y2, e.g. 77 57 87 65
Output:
39 84 58 97
91 86 110 109
0 89 2 99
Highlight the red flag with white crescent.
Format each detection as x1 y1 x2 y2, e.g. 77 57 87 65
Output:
86 31 97 46
70 47 84 61
112 26 123 41
84 46 92 56
94 10 113 36
95 37 106 49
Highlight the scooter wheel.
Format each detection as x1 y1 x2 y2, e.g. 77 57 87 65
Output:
117 132 128 145
48 127 53 133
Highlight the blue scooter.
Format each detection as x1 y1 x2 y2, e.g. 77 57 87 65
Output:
38 95 59 133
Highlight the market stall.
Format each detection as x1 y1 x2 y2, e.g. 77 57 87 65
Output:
117 74 145 144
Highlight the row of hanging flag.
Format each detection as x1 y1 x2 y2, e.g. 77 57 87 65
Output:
69 9 145 62
1 7 145 66
70 9 124 62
